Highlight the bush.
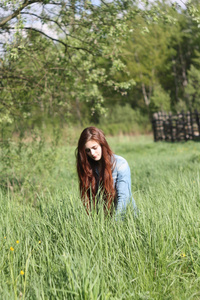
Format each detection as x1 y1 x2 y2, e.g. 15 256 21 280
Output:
99 104 151 135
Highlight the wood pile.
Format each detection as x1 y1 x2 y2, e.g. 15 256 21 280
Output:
152 111 200 142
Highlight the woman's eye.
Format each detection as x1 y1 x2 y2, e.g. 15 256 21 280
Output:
85 149 90 153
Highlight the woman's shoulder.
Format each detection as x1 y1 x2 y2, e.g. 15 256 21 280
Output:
113 154 129 171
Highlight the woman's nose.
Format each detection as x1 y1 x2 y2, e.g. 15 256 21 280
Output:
91 149 95 155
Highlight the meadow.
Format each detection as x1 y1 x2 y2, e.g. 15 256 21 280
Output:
0 134 200 299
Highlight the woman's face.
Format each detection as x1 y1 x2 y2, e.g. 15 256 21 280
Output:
85 139 102 161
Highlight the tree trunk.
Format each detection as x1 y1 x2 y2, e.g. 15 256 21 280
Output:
76 97 82 126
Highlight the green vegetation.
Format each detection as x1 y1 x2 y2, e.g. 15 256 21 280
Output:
1 1 200 133
1 135 200 299
1 1 200 295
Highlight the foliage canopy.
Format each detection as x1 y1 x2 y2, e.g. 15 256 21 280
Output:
1 0 200 129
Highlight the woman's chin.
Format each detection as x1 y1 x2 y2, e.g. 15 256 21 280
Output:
93 157 101 161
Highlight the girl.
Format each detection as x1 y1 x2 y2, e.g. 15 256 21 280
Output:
76 127 136 216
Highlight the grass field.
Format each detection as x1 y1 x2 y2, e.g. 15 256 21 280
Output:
0 134 200 299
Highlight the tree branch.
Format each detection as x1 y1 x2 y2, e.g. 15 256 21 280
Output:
6 26 94 54
0 0 41 28
20 11 94 46
100 0 109 7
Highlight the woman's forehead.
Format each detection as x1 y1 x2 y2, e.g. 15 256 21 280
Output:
85 139 99 149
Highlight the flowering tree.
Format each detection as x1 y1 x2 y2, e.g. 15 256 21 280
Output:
0 0 136 125
1 0 200 125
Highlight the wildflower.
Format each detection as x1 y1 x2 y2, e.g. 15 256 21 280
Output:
20 270 24 275
180 253 186 258
4 236 6 239
10 247 14 251
39 241 41 244
16 240 19 244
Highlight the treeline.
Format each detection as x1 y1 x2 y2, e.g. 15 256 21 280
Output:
1 0 200 136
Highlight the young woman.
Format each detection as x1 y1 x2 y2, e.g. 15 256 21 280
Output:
76 127 137 216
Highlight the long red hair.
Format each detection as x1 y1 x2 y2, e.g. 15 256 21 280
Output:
76 127 116 213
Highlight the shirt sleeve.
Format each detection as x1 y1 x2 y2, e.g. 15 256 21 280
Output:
115 158 137 216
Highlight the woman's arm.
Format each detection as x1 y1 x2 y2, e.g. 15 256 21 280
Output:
114 156 137 216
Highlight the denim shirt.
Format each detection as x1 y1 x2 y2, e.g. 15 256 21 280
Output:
112 154 136 215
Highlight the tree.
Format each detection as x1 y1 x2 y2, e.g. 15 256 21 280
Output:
185 64 200 110
0 0 137 125
1 0 200 127
112 8 175 113
106 1 200 114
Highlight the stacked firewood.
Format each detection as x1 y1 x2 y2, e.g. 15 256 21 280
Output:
152 111 200 142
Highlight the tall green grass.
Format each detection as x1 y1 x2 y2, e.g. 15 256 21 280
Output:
0 135 200 299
